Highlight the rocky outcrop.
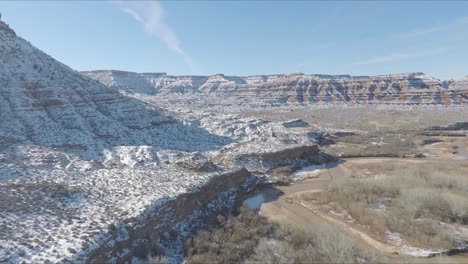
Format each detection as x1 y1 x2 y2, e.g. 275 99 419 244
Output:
86 168 252 264
258 145 320 163
216 143 325 173
82 71 468 106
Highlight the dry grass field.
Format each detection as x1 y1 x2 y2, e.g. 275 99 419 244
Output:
305 159 468 248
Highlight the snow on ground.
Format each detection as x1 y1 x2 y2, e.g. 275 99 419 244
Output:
384 230 403 246
0 22 325 263
0 151 218 263
400 246 445 258
0 101 324 263
83 70 468 107
384 225 467 257
4 20 467 263
290 161 344 182
290 164 327 181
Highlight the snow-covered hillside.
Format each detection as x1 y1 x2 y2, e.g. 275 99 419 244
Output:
3 16 465 263
0 21 328 263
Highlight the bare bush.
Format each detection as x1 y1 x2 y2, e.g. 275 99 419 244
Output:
246 238 295 264
147 255 169 264
311 222 359 263
186 208 378 263
185 208 277 264
312 164 468 249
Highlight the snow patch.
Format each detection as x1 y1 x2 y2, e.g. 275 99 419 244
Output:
291 164 327 181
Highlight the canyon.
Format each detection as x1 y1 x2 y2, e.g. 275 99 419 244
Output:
82 70 468 107
1 19 467 264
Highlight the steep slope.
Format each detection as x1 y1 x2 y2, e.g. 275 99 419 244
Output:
83 71 468 106
0 21 237 263
0 22 230 159
83 70 208 94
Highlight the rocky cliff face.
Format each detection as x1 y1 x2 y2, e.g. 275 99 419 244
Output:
444 76 468 91
82 71 468 106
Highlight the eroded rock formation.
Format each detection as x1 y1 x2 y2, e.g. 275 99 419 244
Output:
83 71 468 106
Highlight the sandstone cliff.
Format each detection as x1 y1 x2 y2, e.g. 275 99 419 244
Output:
82 71 468 106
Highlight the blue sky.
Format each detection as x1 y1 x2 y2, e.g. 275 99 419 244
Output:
1 1 467 79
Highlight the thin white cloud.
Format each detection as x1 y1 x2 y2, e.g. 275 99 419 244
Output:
401 15 468 38
115 1 194 70
357 15 468 44
349 48 446 66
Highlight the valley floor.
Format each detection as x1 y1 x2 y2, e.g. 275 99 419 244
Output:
253 143 468 263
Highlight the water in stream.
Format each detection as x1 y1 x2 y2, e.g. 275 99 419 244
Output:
244 188 281 211
244 161 344 211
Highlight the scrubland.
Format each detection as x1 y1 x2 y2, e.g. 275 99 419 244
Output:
185 208 377 264
306 161 468 249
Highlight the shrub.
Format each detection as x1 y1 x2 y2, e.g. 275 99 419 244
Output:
186 208 277 264
186 208 377 263
147 255 169 264
311 164 468 249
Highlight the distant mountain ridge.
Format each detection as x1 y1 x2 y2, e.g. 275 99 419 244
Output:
82 70 468 106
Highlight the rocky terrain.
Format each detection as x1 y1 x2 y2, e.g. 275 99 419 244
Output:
0 21 332 263
1 18 468 264
82 70 468 107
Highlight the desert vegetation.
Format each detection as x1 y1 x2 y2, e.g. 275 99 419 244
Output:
306 163 468 249
185 207 377 263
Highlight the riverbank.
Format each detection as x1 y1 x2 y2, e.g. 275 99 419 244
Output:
250 155 468 263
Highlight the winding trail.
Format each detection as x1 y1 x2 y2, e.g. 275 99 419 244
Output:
251 156 468 263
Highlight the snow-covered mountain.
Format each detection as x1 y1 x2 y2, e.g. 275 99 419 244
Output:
444 75 468 91
0 20 238 262
0 21 327 263
0 22 233 159
82 71 468 106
